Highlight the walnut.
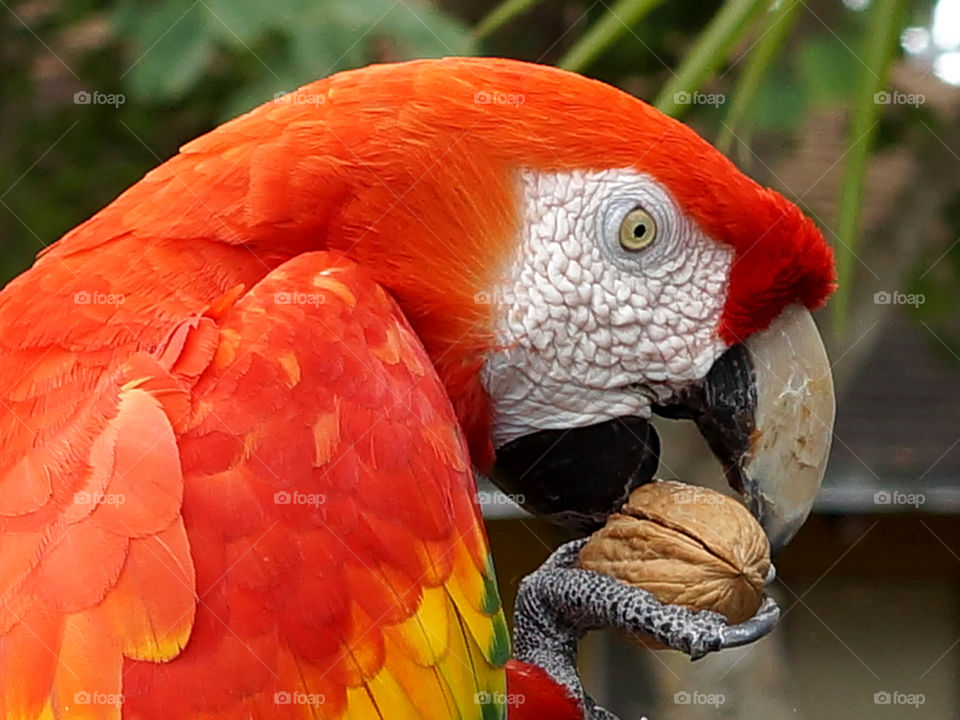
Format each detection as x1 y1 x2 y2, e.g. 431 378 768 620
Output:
578 480 770 625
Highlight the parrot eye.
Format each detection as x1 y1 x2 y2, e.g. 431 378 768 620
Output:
619 207 657 251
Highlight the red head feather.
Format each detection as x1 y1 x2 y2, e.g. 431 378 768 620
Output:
41 57 835 466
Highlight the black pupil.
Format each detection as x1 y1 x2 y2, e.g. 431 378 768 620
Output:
633 223 647 238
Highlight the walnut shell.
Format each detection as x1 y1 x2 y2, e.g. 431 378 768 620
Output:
578 480 770 625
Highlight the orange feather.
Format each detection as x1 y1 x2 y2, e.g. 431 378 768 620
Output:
0 57 835 718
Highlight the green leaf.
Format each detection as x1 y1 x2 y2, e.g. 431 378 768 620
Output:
558 0 665 73
289 0 472 77
474 0 544 41
746 63 807 135
797 34 859 107
717 0 803 153
654 0 770 118
116 0 215 102
203 0 302 47
377 0 474 59
832 0 907 330
288 8 366 75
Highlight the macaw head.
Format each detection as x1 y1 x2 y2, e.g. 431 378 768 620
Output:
250 58 836 551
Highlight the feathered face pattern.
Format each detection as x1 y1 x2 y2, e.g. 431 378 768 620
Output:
288 58 834 463
128 57 833 468
483 166 737 447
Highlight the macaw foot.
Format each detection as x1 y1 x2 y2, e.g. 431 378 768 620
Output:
512 538 780 720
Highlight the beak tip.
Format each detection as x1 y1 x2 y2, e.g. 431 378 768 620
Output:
742 482 807 554
761 515 805 555
740 304 835 552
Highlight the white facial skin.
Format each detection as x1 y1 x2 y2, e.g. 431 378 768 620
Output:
481 168 734 447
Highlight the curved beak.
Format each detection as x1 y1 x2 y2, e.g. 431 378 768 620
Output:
656 304 835 552
487 304 834 553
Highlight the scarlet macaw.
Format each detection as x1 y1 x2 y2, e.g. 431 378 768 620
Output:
0 58 835 719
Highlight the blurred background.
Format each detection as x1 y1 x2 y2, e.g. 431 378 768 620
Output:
2 0 959 717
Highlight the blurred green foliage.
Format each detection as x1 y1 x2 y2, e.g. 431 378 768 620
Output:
113 0 472 115
0 0 472 281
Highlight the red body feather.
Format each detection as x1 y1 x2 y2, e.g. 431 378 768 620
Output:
0 58 834 719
